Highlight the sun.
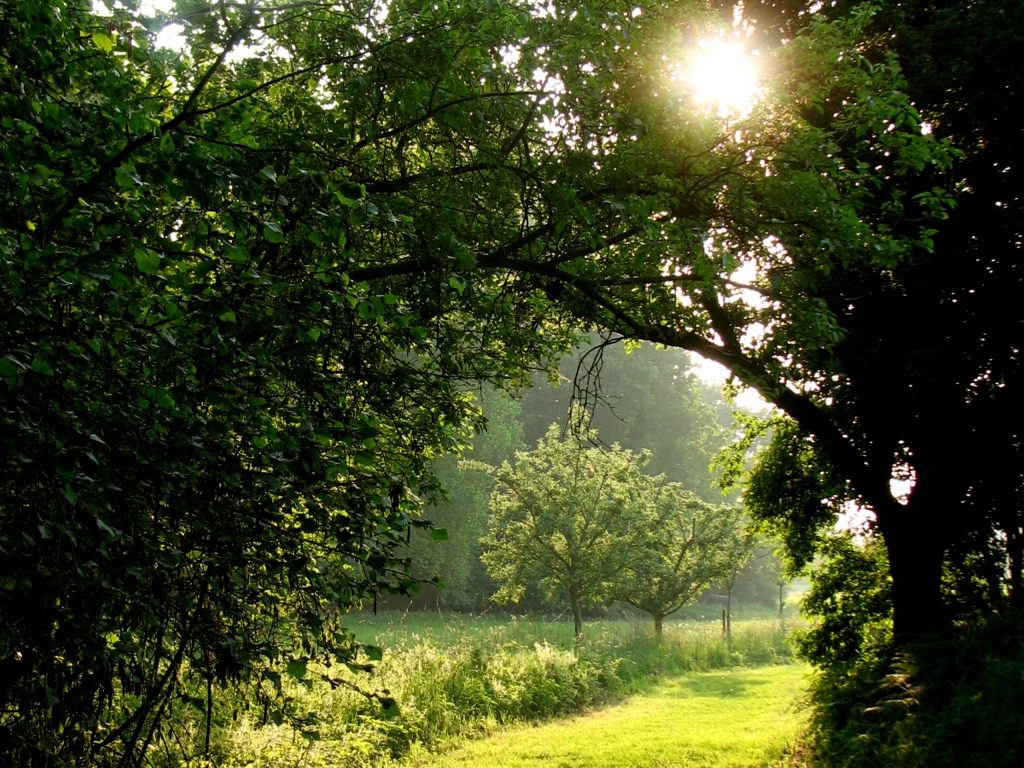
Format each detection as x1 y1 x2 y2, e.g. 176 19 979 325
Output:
683 37 760 117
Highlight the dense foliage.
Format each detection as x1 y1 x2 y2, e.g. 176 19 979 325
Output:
476 415 750 638
402 387 526 611
395 339 770 618
0 0 578 763
476 418 655 639
519 337 733 499
217 613 794 768
619 484 746 636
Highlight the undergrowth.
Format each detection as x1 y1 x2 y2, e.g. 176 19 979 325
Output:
803 616 1024 768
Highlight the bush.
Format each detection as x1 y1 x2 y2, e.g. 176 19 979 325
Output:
804 617 1024 768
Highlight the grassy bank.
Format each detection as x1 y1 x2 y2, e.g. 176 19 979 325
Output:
211 611 798 767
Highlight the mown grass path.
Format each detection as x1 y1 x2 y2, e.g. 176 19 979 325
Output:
405 664 810 768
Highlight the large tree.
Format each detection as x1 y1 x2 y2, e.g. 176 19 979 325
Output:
424 0 1021 643
4 0 1020 762
0 0 582 763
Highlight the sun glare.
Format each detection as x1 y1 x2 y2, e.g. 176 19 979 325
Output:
684 37 760 117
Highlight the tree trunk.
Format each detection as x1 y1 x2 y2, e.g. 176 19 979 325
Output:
653 613 663 640
880 509 947 642
570 592 583 642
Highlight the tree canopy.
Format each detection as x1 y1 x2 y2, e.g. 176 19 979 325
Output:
618 484 746 636
0 0 582 762
520 336 733 500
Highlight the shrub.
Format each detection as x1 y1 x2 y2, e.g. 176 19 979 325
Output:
804 617 1024 768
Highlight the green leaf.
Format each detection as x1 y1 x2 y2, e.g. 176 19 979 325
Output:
263 221 285 243
92 31 114 53
285 659 308 681
333 190 358 207
95 517 120 538
134 248 161 275
0 356 22 383
116 164 144 189
357 300 376 321
30 356 54 376
453 250 476 271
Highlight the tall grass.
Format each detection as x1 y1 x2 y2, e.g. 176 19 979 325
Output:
212 612 797 768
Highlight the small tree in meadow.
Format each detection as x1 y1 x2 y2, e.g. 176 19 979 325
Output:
473 418 652 640
620 487 748 637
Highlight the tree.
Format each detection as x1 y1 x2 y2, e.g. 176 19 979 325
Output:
4 0 1020 762
619 485 746 637
419 0 1021 645
723 539 789 619
475 418 652 639
2 1 582 763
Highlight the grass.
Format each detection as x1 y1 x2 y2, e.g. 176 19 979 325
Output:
401 664 811 768
213 610 803 768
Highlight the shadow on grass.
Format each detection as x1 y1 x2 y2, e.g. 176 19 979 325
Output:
660 668 783 700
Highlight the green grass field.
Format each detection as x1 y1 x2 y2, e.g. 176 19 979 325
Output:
215 610 805 768
402 664 810 768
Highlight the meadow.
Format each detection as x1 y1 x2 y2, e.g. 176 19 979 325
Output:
403 664 810 768
210 607 802 768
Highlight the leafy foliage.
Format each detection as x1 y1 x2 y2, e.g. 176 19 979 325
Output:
4 0 1023 763
796 533 892 666
0 0 578 763
476 416 655 638
745 420 847 572
619 486 747 636
804 618 1024 768
520 337 734 501
215 613 793 767
403 387 525 611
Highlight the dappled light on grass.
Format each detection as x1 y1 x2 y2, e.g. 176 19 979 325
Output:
406 665 810 768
